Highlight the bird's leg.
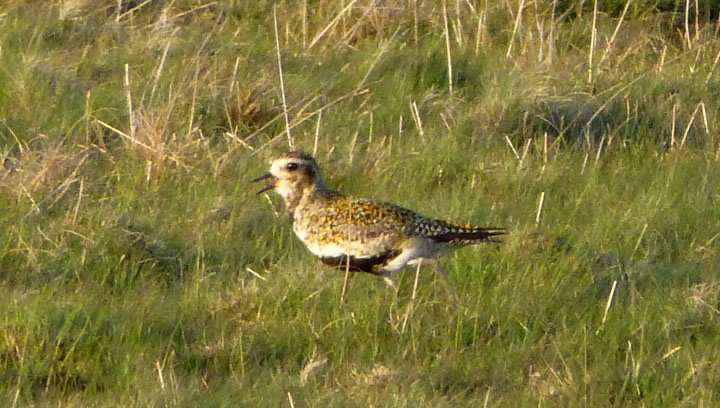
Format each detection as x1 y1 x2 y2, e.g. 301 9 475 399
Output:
383 275 399 293
424 258 457 303
424 258 447 281
378 270 399 294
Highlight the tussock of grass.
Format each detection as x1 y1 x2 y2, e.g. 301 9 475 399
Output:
2 0 720 406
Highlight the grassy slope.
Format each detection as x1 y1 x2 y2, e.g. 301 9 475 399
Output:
2 0 720 406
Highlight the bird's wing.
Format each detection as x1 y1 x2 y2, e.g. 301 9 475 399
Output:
301 196 409 259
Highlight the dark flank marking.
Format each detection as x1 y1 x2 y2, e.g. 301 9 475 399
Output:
430 227 507 243
320 249 401 275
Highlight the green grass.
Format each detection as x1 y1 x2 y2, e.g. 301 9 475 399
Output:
2 0 720 406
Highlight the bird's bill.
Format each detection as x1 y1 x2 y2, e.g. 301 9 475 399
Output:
252 172 276 195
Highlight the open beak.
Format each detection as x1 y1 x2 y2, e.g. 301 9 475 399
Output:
252 173 276 195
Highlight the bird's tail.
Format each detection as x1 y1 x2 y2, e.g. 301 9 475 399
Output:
428 224 507 244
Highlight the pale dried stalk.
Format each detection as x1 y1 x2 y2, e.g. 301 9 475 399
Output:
535 191 545 225
506 0 525 58
588 0 598 83
309 0 360 49
443 0 454 95
274 6 294 149
599 0 632 66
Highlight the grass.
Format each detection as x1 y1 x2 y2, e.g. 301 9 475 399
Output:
2 0 720 406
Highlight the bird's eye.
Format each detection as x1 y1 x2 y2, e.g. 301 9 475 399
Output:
286 162 299 171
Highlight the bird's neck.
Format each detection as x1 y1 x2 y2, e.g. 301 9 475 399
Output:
283 179 330 223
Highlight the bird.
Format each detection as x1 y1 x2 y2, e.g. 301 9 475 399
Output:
252 151 505 288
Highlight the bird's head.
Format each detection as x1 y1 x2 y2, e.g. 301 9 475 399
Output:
252 151 325 201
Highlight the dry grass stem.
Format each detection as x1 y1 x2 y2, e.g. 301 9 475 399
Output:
475 8 486 53
274 5 294 149
519 138 532 165
535 191 545 225
599 0 632 66
155 361 165 390
680 102 702 149
661 346 682 361
149 31 177 105
581 153 589 175
706 48 720 83
245 267 267 281
599 280 618 331
632 223 648 259
411 259 422 301
594 135 605 165
95 119 157 153
547 0 556 64
409 101 425 144
354 27 400 95
504 135 520 160
146 2 217 29
71 177 84 225
309 0 360 49
313 110 322 156
124 64 135 139
684 0 692 49
506 0 524 58
443 0 454 95
302 0 308 47
588 0 598 83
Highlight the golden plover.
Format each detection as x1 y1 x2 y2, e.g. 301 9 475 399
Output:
253 151 505 285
